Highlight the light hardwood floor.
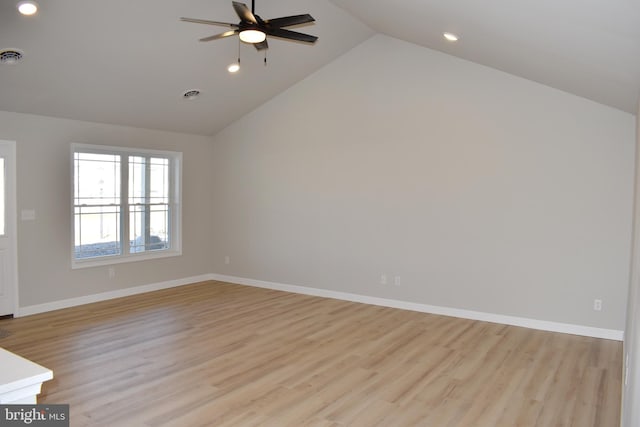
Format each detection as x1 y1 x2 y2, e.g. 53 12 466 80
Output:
0 281 622 426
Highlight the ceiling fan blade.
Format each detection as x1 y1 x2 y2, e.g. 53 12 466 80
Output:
253 39 269 51
199 30 238 42
264 14 315 28
180 17 238 28
265 28 318 43
232 1 258 24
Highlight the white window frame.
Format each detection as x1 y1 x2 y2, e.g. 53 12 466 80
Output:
71 143 182 269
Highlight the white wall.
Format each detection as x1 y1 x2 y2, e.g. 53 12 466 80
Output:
623 99 640 427
0 111 214 307
210 34 635 330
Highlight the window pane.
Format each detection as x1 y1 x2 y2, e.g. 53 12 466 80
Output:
74 152 120 205
149 157 169 204
128 156 170 253
128 156 145 205
74 153 121 259
74 205 121 259
129 206 169 253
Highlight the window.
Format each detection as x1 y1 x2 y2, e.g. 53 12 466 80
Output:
72 144 181 268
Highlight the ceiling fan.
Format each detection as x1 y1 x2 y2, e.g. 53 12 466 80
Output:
180 0 318 51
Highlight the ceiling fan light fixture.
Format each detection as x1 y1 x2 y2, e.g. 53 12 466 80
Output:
239 29 266 44
17 1 38 15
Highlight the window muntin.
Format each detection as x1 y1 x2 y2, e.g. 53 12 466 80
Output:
72 145 181 267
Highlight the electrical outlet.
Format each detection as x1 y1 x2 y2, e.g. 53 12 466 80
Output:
224 256 230 265
394 276 401 286
380 274 387 285
593 299 602 311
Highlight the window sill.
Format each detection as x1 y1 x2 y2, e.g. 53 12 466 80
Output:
71 249 182 270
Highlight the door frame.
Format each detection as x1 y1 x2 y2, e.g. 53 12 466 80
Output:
0 140 18 316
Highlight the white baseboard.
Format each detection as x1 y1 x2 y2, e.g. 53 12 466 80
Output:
15 272 624 341
209 273 624 341
15 274 213 317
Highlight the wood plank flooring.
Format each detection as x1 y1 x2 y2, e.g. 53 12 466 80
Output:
0 281 622 426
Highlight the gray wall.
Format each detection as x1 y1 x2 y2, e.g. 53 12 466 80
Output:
210 35 635 330
0 34 634 335
623 98 640 427
0 111 214 307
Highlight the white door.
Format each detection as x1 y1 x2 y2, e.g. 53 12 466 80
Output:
0 141 16 316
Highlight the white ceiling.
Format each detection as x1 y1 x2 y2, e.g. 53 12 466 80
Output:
0 0 638 137
329 0 640 116
0 0 373 136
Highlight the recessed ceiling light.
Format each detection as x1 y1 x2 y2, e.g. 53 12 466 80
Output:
17 1 38 16
182 89 200 100
228 63 240 73
443 32 459 42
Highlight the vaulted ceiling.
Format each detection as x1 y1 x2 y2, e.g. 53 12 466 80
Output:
331 0 640 117
0 0 638 136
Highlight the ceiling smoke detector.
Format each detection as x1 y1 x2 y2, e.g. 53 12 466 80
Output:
0 49 24 65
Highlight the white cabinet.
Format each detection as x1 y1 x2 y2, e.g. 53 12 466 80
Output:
0 347 53 404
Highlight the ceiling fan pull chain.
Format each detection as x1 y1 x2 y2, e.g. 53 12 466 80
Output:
264 50 267 66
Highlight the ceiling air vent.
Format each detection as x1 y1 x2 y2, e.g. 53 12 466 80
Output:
0 49 24 65
182 89 200 100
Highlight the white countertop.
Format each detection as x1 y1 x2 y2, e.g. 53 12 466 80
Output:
0 347 53 395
